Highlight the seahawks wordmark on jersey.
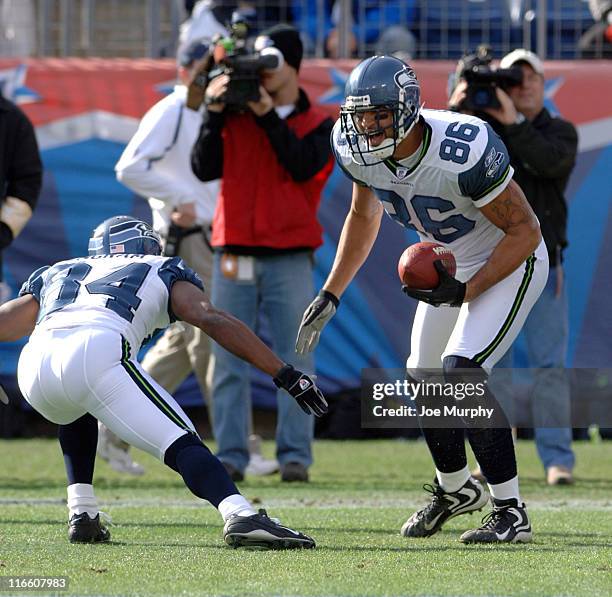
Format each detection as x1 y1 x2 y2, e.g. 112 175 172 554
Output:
333 109 514 273
20 254 203 352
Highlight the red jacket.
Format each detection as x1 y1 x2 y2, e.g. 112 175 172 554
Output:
207 99 334 251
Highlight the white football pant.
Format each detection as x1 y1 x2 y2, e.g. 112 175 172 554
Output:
407 239 549 373
18 328 195 461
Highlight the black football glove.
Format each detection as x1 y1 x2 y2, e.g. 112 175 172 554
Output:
295 290 339 354
402 260 466 307
273 365 328 417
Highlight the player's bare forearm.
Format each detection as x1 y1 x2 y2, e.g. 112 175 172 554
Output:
323 185 383 298
0 295 39 342
199 307 284 375
171 282 284 376
466 180 541 301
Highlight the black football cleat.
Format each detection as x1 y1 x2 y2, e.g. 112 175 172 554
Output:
401 477 489 538
223 509 315 550
460 497 533 543
68 512 111 544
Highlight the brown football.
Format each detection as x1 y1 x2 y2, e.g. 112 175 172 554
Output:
398 242 457 289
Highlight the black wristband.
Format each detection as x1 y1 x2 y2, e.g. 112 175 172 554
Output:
272 364 294 388
318 289 339 308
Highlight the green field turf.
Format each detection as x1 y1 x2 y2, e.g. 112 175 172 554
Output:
0 438 610 596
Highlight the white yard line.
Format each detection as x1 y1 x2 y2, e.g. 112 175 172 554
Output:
1 496 611 510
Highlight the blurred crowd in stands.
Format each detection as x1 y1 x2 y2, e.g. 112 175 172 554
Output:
180 0 612 60
1 0 611 59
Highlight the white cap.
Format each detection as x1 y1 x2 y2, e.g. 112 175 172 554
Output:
499 49 544 75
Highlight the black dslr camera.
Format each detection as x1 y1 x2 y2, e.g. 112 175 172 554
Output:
205 11 282 111
455 45 523 111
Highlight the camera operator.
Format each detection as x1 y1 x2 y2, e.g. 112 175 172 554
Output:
111 39 219 475
449 48 578 486
1 94 42 303
190 24 334 483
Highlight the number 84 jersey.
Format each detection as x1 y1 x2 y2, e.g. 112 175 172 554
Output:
19 254 203 351
332 109 515 273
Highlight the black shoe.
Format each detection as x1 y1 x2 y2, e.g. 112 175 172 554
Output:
223 509 315 550
401 477 489 538
68 513 111 544
280 462 309 482
222 461 244 482
460 497 533 543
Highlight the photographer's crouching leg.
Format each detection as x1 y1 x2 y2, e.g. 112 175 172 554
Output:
443 355 532 543
164 432 315 549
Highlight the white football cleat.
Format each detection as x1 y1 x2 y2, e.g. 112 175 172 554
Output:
97 423 145 476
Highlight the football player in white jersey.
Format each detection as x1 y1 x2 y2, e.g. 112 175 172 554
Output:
296 55 548 543
0 216 327 549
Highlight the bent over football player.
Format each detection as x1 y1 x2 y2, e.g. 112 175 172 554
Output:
0 216 327 548
296 55 548 543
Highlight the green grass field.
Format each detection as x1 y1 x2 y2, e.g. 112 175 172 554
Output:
1 438 610 596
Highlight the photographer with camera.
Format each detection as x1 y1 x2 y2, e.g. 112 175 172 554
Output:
110 39 219 476
449 48 578 486
1 94 41 301
190 24 334 483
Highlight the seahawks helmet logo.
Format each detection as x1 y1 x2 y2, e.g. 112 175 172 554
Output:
135 222 159 240
394 67 418 89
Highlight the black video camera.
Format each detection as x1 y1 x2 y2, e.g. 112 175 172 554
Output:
206 11 283 111
455 45 523 111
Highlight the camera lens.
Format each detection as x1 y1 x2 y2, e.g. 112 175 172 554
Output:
473 88 492 108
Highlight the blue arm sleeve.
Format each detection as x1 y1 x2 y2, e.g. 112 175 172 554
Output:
18 266 50 302
458 123 512 204
157 257 204 322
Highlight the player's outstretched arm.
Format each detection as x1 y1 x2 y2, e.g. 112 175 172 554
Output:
171 281 328 417
465 179 541 301
172 281 282 374
295 183 383 354
0 295 39 342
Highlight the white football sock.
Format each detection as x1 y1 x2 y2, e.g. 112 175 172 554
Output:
436 466 471 493
488 476 521 502
67 483 99 519
218 494 257 522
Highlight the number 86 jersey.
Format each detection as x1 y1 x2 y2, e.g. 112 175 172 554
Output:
332 109 515 273
19 254 203 351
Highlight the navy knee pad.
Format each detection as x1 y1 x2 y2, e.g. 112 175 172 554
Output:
164 432 206 471
442 354 482 374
